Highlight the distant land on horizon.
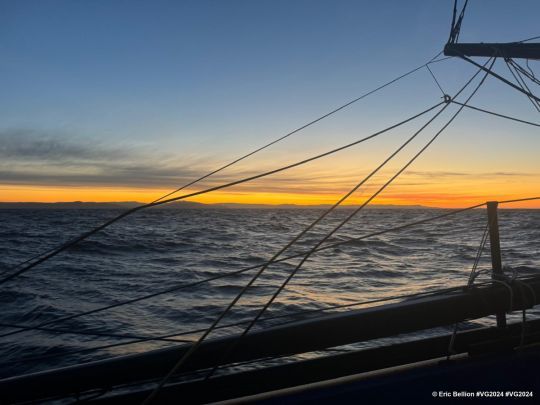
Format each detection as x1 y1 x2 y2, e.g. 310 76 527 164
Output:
0 201 435 210
1 201 536 210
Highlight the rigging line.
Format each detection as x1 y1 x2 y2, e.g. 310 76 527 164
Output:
498 196 540 204
505 59 540 112
203 58 495 381
0 322 190 343
0 202 486 340
458 54 540 103
525 59 538 81
467 222 490 286
509 59 540 85
3 53 448 278
511 62 540 111
449 101 540 127
9 282 491 366
0 105 444 286
518 35 540 43
426 64 446 96
142 62 492 402
3 245 60 273
429 55 455 65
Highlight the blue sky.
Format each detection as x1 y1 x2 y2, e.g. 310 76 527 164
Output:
0 0 539 205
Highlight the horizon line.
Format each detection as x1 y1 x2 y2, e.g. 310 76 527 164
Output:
1 200 538 210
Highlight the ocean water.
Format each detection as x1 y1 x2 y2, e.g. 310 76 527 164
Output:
0 207 539 379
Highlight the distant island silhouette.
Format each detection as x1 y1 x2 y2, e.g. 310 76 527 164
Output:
0 201 433 210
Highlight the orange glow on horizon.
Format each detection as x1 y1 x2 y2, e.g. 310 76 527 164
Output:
1 184 538 208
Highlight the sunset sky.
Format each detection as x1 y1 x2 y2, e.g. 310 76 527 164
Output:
1 0 539 208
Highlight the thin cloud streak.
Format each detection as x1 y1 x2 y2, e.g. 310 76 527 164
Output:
1 130 538 200
406 170 536 178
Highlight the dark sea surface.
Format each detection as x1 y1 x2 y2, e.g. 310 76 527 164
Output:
0 207 539 379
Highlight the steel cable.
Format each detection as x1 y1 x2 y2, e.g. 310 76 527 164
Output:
450 101 540 126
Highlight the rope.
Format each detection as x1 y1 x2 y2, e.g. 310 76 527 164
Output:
0 103 444 286
2 53 450 283
518 35 540 43
525 59 538 82
505 59 540 112
141 59 494 401
458 54 540 103
486 265 539 351
426 64 446 96
525 59 537 81
430 55 455 64
508 59 540 86
510 61 540 111
450 101 540 127
507 59 540 90
498 196 540 204
0 202 487 340
0 322 191 343
467 222 489 287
